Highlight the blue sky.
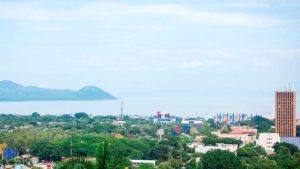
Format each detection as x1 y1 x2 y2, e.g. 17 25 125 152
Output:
0 0 299 117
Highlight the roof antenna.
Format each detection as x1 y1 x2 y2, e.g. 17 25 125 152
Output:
289 83 291 91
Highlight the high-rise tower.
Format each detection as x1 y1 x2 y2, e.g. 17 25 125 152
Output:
275 91 296 137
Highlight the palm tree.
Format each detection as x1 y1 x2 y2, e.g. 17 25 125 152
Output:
95 141 110 169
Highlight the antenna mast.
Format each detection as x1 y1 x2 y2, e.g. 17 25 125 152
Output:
120 99 124 119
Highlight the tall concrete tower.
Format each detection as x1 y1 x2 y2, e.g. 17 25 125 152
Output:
275 91 296 137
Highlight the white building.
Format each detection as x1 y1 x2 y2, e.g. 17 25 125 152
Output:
113 120 126 126
195 143 238 153
181 118 203 125
257 133 280 154
131 160 156 167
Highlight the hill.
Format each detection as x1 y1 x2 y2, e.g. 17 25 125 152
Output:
0 80 117 101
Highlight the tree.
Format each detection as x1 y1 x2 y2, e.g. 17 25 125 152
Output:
201 150 242 169
74 112 89 119
96 141 110 169
199 123 213 135
149 144 170 161
54 159 95 169
186 158 198 169
137 164 155 169
31 112 41 118
297 126 300 137
237 144 267 158
158 162 173 169
240 116 274 133
220 126 232 133
61 114 73 122
249 157 278 169
273 142 299 155
276 146 297 169
202 134 242 147
95 141 131 169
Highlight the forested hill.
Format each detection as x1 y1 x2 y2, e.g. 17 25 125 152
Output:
0 80 116 101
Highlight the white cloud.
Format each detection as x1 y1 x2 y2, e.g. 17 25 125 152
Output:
253 59 270 69
207 60 222 65
224 2 269 8
206 49 234 59
128 4 282 27
178 59 204 69
270 48 300 61
0 1 285 27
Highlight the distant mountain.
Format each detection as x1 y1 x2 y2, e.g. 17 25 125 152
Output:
0 80 117 101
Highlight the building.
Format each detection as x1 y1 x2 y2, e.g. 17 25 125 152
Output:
231 126 257 143
130 160 156 167
181 118 203 125
215 113 252 124
112 120 126 126
195 143 238 153
276 91 296 137
212 131 250 145
211 126 257 145
153 111 176 124
257 133 280 154
33 162 55 169
280 137 300 149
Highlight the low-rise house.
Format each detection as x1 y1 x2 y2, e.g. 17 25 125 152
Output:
212 126 257 145
195 143 238 153
18 125 33 129
212 131 250 145
113 120 126 126
33 162 55 169
131 160 156 167
257 133 280 154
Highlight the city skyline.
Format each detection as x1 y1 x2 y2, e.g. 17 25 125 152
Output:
0 0 299 115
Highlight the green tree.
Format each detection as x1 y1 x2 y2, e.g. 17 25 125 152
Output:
249 157 277 169
273 142 299 155
276 146 297 169
149 144 170 161
137 164 155 169
95 141 131 169
74 112 89 119
201 150 242 169
240 116 274 133
237 144 267 158
31 112 41 118
54 159 95 169
186 158 198 169
199 123 213 135
96 141 111 169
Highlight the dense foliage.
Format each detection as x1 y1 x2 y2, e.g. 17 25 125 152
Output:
1 113 300 169
240 116 275 133
202 134 243 146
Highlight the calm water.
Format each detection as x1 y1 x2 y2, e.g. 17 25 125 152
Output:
0 100 121 116
0 97 276 119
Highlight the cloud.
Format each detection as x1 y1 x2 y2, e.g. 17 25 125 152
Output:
128 4 283 27
207 60 222 65
0 1 285 27
224 2 269 8
177 59 204 69
270 48 300 61
253 59 270 70
206 49 234 59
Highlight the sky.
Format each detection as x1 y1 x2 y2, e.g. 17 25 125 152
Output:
0 0 299 117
